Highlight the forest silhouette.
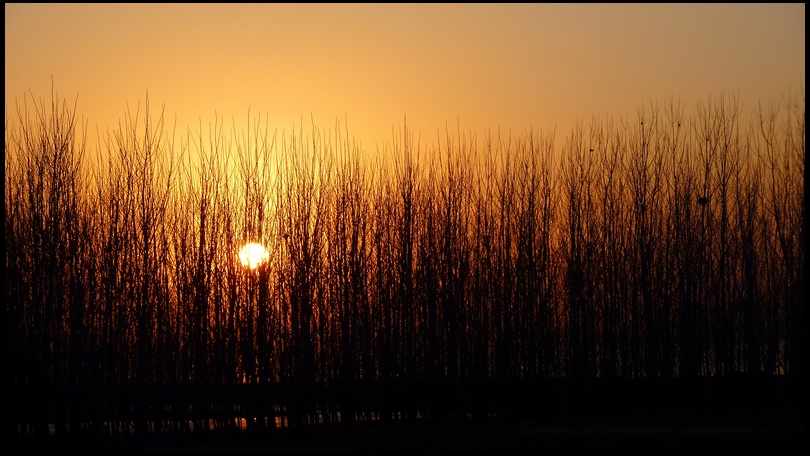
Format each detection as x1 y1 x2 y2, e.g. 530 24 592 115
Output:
5 88 805 451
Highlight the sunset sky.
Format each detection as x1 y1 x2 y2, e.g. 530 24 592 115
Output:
5 3 805 152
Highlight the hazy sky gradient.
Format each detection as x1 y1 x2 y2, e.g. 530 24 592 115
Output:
5 3 805 151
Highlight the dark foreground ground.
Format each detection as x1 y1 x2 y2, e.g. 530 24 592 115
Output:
161 428 803 453
20 418 806 453
141 426 804 453
137 407 803 453
16 375 804 453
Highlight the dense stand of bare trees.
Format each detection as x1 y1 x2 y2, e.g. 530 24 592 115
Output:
5 89 805 432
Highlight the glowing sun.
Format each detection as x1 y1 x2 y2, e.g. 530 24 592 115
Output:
239 242 270 269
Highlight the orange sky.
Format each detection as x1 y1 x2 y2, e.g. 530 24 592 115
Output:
5 3 806 153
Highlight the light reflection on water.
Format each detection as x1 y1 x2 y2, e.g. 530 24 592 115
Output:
32 408 427 436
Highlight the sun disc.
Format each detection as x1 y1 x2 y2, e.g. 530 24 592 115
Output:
239 243 270 269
